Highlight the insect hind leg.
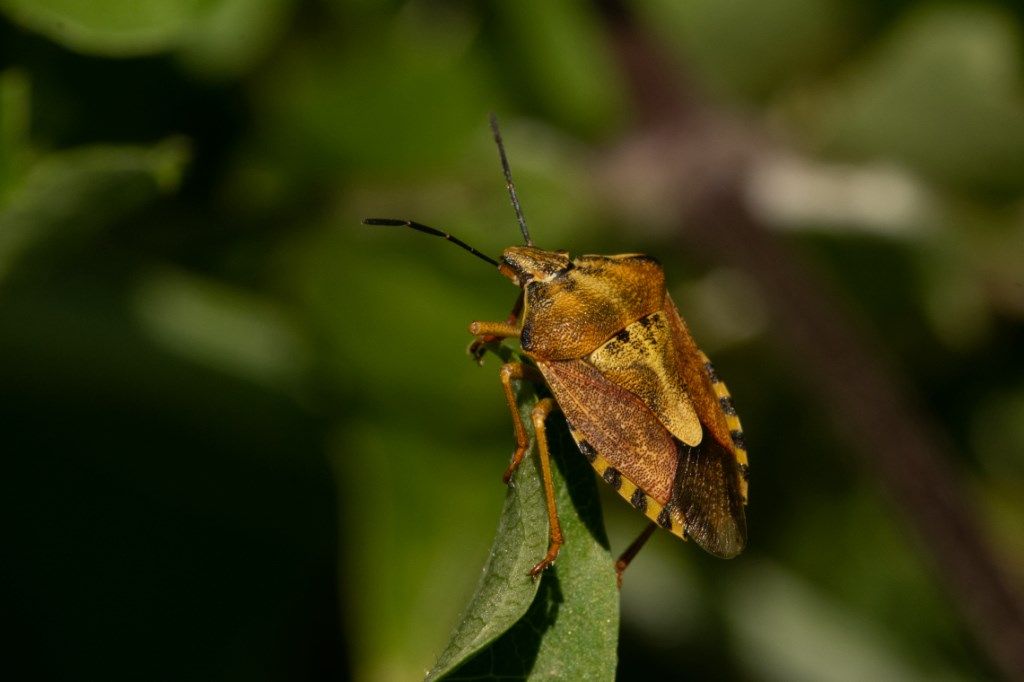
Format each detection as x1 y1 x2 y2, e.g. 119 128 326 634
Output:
614 522 657 588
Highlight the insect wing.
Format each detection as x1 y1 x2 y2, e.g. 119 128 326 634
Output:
537 293 749 559
662 293 748 557
536 357 682 531
674 436 746 558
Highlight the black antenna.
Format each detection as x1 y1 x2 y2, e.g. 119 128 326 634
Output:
489 113 533 246
362 218 499 267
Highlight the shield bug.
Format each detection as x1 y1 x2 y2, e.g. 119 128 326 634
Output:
363 115 747 581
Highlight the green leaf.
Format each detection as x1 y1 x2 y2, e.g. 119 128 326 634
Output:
638 0 847 100
799 4 1024 192
428 356 619 681
0 138 190 285
726 562 936 681
258 14 497 173
0 0 215 56
131 267 310 390
176 0 295 79
0 69 31 196
494 0 627 137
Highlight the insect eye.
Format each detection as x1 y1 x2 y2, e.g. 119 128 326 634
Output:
498 261 521 283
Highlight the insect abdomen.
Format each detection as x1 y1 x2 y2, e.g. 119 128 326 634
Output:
572 431 685 536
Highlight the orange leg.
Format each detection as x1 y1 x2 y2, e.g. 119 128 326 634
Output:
498 362 544 484
469 319 520 339
614 522 657 588
469 294 523 363
528 397 564 577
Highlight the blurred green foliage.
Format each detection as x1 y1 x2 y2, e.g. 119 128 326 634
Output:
2 0 1022 680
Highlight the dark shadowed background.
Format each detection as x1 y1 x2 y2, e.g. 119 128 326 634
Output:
2 1 1023 680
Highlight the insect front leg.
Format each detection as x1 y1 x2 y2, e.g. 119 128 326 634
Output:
469 319 520 342
497 362 544 484
469 294 523 363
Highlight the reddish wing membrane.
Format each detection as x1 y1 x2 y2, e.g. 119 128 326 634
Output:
537 353 747 557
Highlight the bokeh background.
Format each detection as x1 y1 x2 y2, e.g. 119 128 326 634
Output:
2 1 1023 680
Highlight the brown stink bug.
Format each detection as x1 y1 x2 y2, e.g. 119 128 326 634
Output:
363 115 748 582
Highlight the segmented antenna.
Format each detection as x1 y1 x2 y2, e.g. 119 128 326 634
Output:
362 218 499 267
489 113 533 246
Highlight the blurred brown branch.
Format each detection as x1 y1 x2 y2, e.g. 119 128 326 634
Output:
592 2 1024 680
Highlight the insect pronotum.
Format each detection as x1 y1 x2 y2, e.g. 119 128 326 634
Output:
364 115 748 582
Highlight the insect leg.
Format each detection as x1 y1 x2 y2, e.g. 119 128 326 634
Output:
498 362 544 484
469 293 524 363
469 319 520 339
614 522 657 588
528 397 564 577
